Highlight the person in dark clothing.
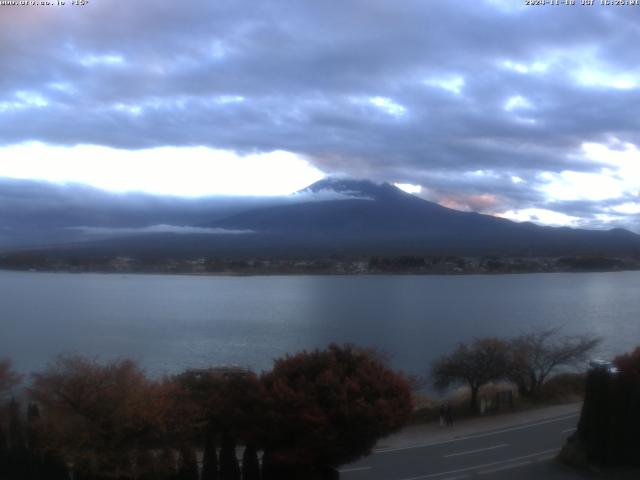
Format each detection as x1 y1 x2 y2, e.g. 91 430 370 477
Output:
439 404 446 427
445 403 454 427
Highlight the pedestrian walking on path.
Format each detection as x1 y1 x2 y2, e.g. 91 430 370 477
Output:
445 403 454 427
439 404 446 427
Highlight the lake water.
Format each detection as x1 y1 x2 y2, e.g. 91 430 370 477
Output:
1 270 639 379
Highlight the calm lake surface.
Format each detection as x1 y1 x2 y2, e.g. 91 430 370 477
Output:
1 270 639 378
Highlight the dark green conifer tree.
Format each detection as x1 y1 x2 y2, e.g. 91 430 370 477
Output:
201 429 219 480
260 449 273 480
8 398 25 451
241 444 260 480
156 448 178 480
219 429 240 480
135 449 157 480
7 398 28 480
177 444 199 480
0 425 9 479
25 403 43 480
26 403 41 452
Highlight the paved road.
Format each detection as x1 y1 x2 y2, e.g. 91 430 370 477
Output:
339 412 587 479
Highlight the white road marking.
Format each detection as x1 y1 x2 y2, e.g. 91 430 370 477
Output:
395 448 559 480
478 460 532 475
338 466 372 473
562 427 577 433
375 413 578 454
443 443 508 458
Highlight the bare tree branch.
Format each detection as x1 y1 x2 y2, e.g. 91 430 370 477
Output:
507 329 601 397
431 338 510 412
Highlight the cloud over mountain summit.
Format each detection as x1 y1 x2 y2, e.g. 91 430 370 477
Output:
0 1 639 231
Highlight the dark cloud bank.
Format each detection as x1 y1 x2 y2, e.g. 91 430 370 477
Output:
0 178 359 248
0 0 639 231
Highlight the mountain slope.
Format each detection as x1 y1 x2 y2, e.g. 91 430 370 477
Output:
206 178 640 256
14 178 640 259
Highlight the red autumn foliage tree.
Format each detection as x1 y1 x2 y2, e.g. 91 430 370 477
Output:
172 367 263 442
613 346 640 381
260 344 413 473
172 368 263 480
29 355 171 478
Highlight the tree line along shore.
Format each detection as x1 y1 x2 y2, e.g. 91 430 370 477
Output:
3 328 635 480
1 253 640 275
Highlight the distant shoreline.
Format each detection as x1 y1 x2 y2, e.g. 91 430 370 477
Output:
2 253 640 277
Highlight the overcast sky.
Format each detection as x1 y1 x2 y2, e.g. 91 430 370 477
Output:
0 0 639 231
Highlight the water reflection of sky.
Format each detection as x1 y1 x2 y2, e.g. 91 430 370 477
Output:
1 271 639 380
